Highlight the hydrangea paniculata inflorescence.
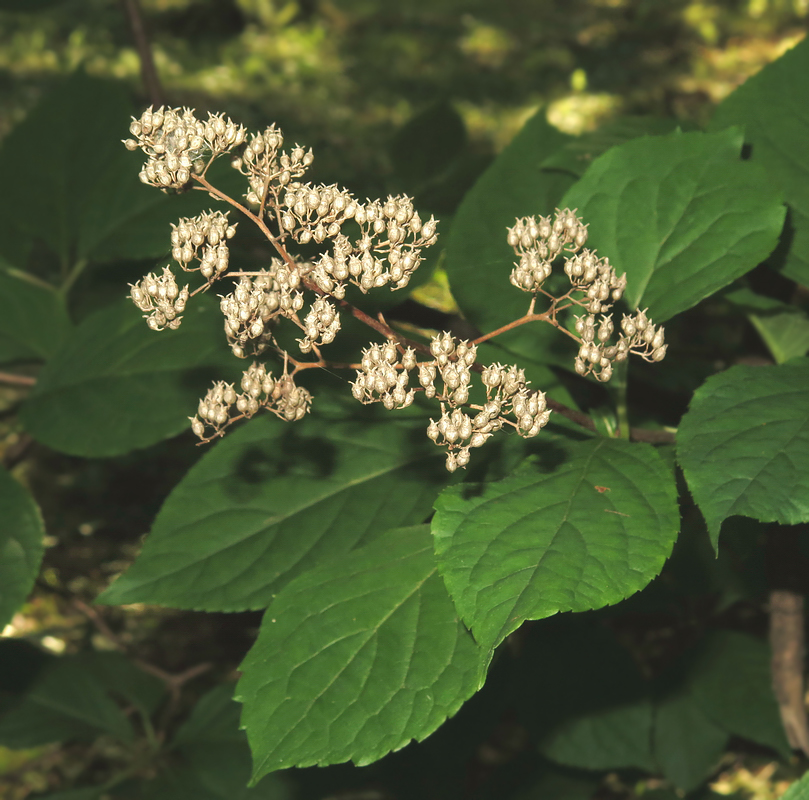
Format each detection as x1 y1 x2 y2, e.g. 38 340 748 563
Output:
124 105 666 471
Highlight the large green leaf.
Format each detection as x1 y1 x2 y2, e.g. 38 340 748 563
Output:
522 622 655 772
0 265 72 364
710 37 809 286
170 684 292 799
0 654 134 747
237 525 486 778
540 115 693 178
98 412 448 611
653 680 727 792
686 631 789 757
443 110 575 363
0 466 45 629
676 359 809 549
390 101 468 192
560 128 785 322
0 72 237 272
432 438 679 655
20 297 233 457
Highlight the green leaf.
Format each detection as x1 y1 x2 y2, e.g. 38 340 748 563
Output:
782 771 809 800
676 358 809 549
19 297 233 457
749 311 809 365
0 73 129 267
174 683 246 747
723 286 809 364
0 655 134 747
653 683 727 792
432 438 679 655
710 37 809 286
540 116 692 178
560 128 785 322
525 623 655 772
390 102 468 192
98 413 449 611
171 685 292 799
443 110 575 357
237 525 486 778
687 631 789 757
30 790 106 800
0 466 45 629
0 72 238 273
0 265 72 364
76 651 166 717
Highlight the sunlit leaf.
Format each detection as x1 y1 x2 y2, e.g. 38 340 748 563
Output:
561 127 785 321
710 37 809 286
677 359 809 549
432 438 679 655
237 525 486 778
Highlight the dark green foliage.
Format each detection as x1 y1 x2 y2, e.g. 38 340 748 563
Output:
3 27 809 800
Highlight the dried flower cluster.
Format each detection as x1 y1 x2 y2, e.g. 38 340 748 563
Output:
171 211 237 280
507 208 665 383
353 333 550 472
124 106 246 189
190 363 312 439
125 106 666 462
129 266 189 331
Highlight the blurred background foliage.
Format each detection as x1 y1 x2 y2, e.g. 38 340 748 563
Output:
0 0 806 192
0 1 807 797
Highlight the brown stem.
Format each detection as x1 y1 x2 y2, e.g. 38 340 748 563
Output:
120 0 165 106
0 371 36 387
770 589 809 755
472 311 578 346
71 597 211 704
767 524 809 756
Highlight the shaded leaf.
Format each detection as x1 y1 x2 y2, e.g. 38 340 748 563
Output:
653 686 727 792
723 286 809 364
432 438 679 655
560 128 785 321
0 265 72 364
710 37 809 286
676 359 809 549
443 110 574 365
0 655 134 747
77 651 165 717
0 466 45 629
0 72 239 274
524 623 655 772
20 297 234 457
749 311 809 365
98 413 448 611
687 631 790 757
237 525 486 778
390 102 468 192
171 684 292 799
